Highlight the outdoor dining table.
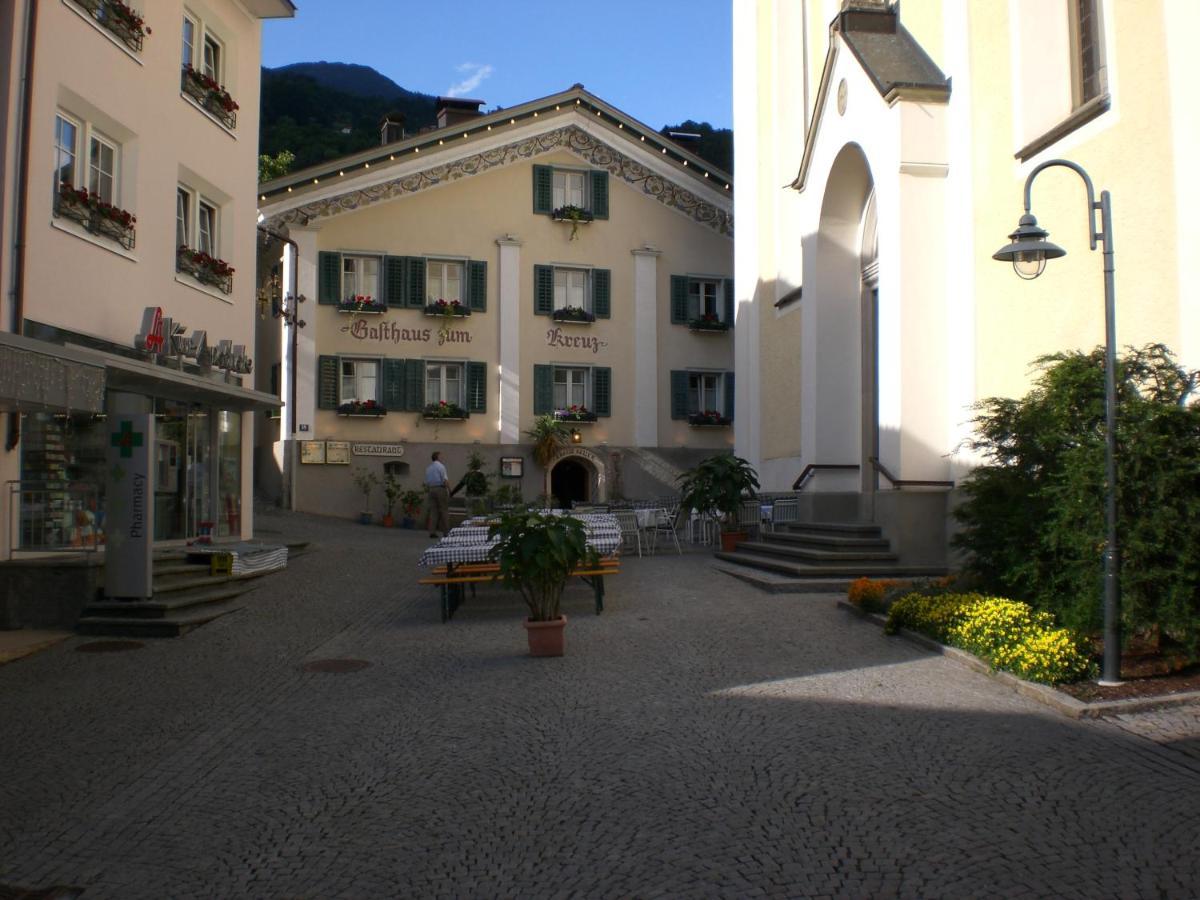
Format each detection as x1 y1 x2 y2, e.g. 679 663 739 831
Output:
418 513 622 568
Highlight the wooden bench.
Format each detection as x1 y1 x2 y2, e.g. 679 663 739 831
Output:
419 557 620 622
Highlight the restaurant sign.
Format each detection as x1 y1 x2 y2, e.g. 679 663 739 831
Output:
340 318 472 346
352 442 406 458
137 306 253 374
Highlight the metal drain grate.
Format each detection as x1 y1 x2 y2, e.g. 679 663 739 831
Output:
301 658 371 674
75 640 144 653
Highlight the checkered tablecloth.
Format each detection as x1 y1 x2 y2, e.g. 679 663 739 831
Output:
419 514 621 567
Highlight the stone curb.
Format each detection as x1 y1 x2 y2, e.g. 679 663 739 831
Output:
836 599 1200 720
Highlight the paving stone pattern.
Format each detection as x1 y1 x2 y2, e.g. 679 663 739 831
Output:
1 510 1199 898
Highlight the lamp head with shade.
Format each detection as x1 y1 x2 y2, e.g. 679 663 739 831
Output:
992 213 1067 280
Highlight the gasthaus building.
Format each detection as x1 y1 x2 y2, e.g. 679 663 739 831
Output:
256 87 734 517
0 0 293 626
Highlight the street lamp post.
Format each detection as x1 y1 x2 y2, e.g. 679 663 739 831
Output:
991 158 1121 684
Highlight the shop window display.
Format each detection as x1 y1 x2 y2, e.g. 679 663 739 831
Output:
19 412 108 550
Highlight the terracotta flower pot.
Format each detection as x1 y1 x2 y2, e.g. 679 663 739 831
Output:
381 515 395 528
524 615 567 657
720 530 748 552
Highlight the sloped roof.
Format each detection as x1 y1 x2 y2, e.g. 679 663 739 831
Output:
259 85 732 236
838 6 950 103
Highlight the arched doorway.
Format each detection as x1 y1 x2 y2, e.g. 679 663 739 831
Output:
806 143 876 487
550 458 591 507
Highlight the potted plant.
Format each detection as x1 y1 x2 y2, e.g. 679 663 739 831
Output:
460 450 491 515
488 507 598 656
397 489 424 528
677 454 760 552
552 204 594 240
381 474 402 527
351 466 379 525
525 414 570 468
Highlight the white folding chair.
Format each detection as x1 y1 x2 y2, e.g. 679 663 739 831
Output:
613 508 643 557
738 499 761 539
646 508 682 555
769 497 799 531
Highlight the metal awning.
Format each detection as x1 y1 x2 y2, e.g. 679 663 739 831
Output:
0 332 106 414
67 346 282 412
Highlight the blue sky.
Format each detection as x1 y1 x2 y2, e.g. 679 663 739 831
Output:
262 1 732 130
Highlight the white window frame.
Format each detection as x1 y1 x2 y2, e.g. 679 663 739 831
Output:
553 267 591 313
202 31 222 82
340 358 379 405
177 183 220 258
687 278 722 322
53 112 81 195
552 169 590 211
425 361 465 407
181 14 196 69
342 254 381 302
553 366 590 411
176 187 190 248
426 259 464 305
688 371 723 415
87 131 117 204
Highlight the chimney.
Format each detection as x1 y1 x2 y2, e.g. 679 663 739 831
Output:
435 96 485 130
380 112 406 145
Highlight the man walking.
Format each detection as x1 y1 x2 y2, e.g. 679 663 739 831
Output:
424 451 450 538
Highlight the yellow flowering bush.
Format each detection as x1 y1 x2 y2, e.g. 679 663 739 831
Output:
947 598 1055 659
991 628 1093 685
885 591 1093 684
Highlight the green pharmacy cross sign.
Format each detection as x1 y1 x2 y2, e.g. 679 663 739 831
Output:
110 420 145 459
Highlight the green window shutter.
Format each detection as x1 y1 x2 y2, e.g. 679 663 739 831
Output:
467 260 487 312
466 361 487 413
532 164 553 214
318 252 341 305
724 372 735 421
533 264 554 315
405 358 425 411
383 257 405 309
533 364 554 415
590 170 609 219
317 355 339 408
592 366 611 417
381 358 405 411
592 268 611 319
406 256 427 309
670 275 689 324
724 278 735 326
670 370 688 419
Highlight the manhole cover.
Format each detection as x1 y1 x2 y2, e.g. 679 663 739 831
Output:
75 640 144 653
301 658 371 674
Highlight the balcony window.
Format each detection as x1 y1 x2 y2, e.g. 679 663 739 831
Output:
52 111 135 251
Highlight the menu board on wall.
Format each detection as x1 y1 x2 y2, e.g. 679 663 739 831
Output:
325 441 351 465
300 441 326 464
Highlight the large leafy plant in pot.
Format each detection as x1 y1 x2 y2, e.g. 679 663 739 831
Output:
525 414 570 469
488 507 598 656
677 454 760 552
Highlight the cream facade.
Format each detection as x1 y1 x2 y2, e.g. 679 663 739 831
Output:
734 0 1198 562
258 88 734 514
0 0 291 577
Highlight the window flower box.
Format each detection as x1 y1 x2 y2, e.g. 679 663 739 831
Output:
688 411 731 427
338 295 385 314
55 185 137 250
551 306 595 324
689 314 729 333
424 299 471 318
554 406 597 423
552 204 593 240
337 400 387 417
180 65 238 130
176 246 233 294
422 401 468 420
75 0 150 53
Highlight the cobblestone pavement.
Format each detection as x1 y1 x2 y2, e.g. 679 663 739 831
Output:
1106 705 1200 764
1 510 1199 899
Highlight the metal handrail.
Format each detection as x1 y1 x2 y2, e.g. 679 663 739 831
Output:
7 480 101 553
792 463 859 491
868 457 954 490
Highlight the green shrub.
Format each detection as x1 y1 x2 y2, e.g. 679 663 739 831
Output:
954 344 1200 655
